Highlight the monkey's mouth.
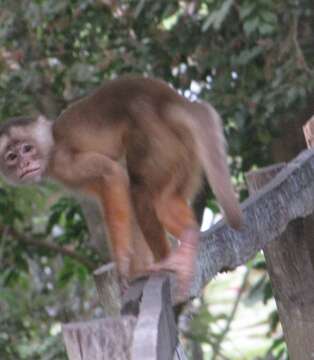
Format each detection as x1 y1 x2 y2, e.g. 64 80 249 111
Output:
20 167 41 179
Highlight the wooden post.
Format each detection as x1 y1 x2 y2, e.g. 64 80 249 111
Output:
93 262 121 316
131 274 178 360
63 268 185 360
62 317 136 360
246 159 314 359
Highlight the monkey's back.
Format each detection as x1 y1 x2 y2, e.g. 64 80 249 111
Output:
53 76 202 198
55 76 186 128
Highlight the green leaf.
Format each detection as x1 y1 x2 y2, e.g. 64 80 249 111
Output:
243 17 259 35
57 260 76 288
239 3 256 19
207 199 220 214
46 211 62 234
263 281 273 304
268 310 280 333
77 264 88 282
260 11 277 24
245 273 267 305
259 23 275 35
202 0 234 31
232 47 263 66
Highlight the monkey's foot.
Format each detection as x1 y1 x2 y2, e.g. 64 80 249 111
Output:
149 228 199 302
115 256 132 296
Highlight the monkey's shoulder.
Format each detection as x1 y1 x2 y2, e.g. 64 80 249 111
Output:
52 75 189 144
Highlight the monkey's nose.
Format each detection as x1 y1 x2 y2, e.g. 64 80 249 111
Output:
21 159 30 168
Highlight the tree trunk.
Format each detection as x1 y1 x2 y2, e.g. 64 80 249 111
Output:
247 164 314 360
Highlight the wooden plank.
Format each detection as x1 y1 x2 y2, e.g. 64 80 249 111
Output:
62 317 136 360
94 269 185 360
247 164 314 359
191 149 314 298
173 345 188 360
121 276 148 316
131 273 177 360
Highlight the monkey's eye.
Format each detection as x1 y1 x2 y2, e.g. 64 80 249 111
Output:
5 152 17 163
22 144 33 153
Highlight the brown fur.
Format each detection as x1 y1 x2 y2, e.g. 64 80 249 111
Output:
0 76 243 301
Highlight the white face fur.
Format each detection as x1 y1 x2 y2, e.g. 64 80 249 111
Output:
0 115 54 185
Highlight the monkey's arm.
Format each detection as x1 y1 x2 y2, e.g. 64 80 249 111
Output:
50 148 153 277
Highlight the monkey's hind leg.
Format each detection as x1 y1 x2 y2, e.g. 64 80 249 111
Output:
151 195 200 302
131 184 171 262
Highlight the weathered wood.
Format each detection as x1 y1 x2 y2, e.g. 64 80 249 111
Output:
191 149 314 298
96 270 185 360
121 276 148 316
245 163 285 193
247 164 314 360
173 345 188 360
62 317 136 360
303 115 314 148
131 273 178 360
93 262 121 316
63 272 183 360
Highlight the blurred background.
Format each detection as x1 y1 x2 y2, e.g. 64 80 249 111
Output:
0 1 313 359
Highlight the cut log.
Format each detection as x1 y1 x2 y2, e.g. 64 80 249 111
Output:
62 317 136 360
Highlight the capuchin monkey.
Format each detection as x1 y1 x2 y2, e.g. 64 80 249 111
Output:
0 76 243 301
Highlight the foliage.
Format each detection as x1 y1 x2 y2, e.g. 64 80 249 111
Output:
0 183 100 359
0 0 313 358
247 256 289 360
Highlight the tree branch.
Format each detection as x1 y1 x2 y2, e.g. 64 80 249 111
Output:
291 13 314 75
13 232 96 271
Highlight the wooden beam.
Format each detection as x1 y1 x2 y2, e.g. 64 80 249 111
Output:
191 149 314 297
247 164 314 359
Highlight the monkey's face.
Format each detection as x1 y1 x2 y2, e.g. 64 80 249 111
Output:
0 140 46 185
0 116 54 186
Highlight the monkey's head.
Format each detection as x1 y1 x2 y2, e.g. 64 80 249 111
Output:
0 115 54 185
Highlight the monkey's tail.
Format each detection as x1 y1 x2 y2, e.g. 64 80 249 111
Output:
167 102 243 230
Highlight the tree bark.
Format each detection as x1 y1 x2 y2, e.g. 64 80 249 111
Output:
271 93 314 162
247 164 314 360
